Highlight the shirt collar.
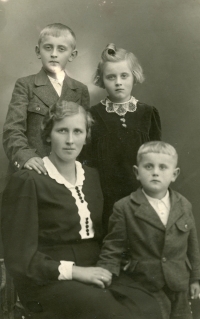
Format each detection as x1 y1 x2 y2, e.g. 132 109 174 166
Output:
43 156 85 189
101 96 138 116
142 189 170 208
47 71 65 86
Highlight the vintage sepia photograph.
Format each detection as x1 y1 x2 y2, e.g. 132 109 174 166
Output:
1 0 200 318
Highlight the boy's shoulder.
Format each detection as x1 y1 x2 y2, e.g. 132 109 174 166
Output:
114 188 192 211
15 69 87 89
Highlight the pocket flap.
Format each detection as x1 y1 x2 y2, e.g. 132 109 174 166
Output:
176 218 192 232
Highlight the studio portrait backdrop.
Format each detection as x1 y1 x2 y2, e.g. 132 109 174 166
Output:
0 0 200 316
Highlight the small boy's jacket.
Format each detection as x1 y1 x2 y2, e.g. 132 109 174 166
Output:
3 68 90 171
97 188 200 292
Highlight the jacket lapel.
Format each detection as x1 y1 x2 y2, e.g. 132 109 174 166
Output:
33 68 59 107
60 75 80 102
166 189 183 230
131 189 165 231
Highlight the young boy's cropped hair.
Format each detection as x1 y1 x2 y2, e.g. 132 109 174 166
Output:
97 141 200 319
3 22 90 175
38 23 76 49
137 141 178 166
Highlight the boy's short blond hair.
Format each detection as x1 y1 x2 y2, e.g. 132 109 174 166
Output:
137 141 178 166
94 43 144 88
38 23 76 49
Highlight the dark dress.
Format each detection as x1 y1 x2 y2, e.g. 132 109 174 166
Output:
88 100 161 231
1 159 162 319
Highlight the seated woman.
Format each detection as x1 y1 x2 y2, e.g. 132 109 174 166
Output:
1 101 163 319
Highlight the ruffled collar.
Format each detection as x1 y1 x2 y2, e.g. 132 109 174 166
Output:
43 157 85 189
101 96 138 116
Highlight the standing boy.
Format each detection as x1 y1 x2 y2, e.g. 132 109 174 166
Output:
97 141 200 319
3 23 90 174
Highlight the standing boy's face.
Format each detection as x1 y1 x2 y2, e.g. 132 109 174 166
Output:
134 152 180 199
35 34 77 77
102 60 134 103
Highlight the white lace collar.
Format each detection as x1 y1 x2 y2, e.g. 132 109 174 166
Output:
101 96 138 116
43 157 85 189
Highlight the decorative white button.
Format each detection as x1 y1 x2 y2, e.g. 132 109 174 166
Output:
14 161 17 166
162 257 167 262
120 118 125 122
36 106 40 111
122 124 127 128
185 224 188 229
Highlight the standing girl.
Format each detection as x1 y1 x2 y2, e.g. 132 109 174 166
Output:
88 43 161 232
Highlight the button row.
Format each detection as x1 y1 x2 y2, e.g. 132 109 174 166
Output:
120 117 127 128
75 186 84 203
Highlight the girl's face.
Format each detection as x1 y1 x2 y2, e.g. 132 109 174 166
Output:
47 112 87 165
102 60 134 103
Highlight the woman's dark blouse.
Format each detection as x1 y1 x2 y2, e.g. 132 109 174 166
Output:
1 165 103 286
88 101 161 227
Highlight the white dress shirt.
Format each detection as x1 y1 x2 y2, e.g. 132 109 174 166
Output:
142 189 170 227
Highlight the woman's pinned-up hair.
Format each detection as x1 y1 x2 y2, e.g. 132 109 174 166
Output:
41 100 93 145
94 43 145 88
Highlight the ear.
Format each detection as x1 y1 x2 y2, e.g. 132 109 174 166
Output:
133 165 140 180
68 49 78 62
35 45 41 59
172 167 180 182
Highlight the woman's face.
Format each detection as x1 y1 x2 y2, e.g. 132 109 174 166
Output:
47 112 87 164
102 60 134 103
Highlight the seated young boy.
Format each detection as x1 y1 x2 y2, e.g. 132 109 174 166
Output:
3 23 90 175
97 141 200 319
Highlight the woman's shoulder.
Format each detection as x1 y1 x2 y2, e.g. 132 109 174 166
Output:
82 164 99 177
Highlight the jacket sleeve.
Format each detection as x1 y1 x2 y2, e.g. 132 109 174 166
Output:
1 171 60 285
80 85 90 110
187 210 200 282
149 107 162 141
97 202 128 276
3 78 40 170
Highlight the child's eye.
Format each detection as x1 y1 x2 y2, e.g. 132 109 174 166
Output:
160 165 167 170
106 75 116 80
121 73 128 79
145 164 153 170
58 47 66 52
44 45 51 50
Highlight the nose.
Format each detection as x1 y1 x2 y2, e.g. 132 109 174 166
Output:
115 76 122 86
152 167 159 176
66 132 74 144
51 47 58 58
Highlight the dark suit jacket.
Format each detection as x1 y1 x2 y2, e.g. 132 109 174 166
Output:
97 188 200 292
3 68 90 171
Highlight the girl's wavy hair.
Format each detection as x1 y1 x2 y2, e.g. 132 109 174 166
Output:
41 101 93 145
137 141 178 166
94 43 145 88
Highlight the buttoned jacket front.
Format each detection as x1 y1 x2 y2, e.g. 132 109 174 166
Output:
3 68 90 171
98 188 200 292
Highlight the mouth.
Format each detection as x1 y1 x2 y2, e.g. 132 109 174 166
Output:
63 148 75 151
151 180 161 183
49 61 59 64
115 89 124 91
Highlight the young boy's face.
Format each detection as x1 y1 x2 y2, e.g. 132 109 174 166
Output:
35 34 77 77
134 152 180 199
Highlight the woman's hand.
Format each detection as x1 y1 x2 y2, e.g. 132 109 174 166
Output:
72 266 112 288
24 157 47 175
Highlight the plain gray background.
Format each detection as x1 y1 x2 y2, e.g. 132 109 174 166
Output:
0 0 200 315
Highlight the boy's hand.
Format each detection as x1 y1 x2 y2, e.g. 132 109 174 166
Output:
72 266 112 288
190 281 200 299
24 157 47 175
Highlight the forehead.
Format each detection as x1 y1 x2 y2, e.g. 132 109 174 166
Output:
40 33 75 48
140 152 176 166
103 60 132 74
53 112 86 128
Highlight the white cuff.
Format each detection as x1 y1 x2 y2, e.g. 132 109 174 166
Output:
58 261 75 280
